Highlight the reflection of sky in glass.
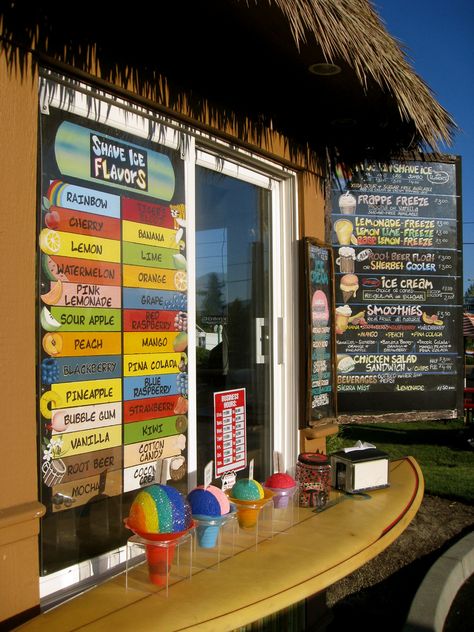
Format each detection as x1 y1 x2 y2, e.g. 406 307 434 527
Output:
196 168 262 305
196 228 227 280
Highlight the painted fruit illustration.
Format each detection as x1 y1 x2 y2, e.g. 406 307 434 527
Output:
173 332 188 352
39 228 61 255
40 306 61 332
422 312 444 326
45 209 60 230
175 415 188 433
42 254 68 282
173 253 187 270
174 396 188 415
51 411 67 432
41 280 63 305
174 270 187 291
43 332 63 356
40 390 62 419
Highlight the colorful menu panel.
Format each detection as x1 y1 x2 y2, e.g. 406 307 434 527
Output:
122 194 188 492
331 159 463 414
38 107 186 515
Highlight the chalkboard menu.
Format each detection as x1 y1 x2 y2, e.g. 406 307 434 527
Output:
302 238 336 425
330 158 463 414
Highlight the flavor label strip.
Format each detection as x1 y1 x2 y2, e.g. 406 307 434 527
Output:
47 282 121 308
51 402 122 435
53 446 122 485
48 307 121 331
122 220 177 249
123 309 179 332
42 332 122 357
123 287 187 311
47 207 121 240
40 229 121 262
124 416 184 445
43 255 121 286
124 352 183 376
51 469 123 512
50 378 122 409
47 179 121 218
41 355 122 384
53 423 123 458
123 264 182 291
122 241 179 268
123 331 185 355
123 374 179 400
121 197 175 228
124 434 185 468
124 394 180 423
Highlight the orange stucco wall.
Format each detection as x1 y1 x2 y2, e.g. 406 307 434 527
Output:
0 54 46 623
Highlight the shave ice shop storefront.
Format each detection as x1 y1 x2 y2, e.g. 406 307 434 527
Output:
36 75 300 599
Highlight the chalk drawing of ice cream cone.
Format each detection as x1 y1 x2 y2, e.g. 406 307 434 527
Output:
340 274 359 303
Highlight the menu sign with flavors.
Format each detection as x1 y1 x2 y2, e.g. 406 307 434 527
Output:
331 159 463 415
302 238 336 425
38 101 187 522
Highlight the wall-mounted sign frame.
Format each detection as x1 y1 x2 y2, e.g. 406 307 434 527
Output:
300 237 337 427
37 74 188 577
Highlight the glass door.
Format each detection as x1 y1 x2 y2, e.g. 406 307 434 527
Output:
195 157 274 483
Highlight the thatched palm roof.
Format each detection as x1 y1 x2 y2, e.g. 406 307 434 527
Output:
0 0 456 174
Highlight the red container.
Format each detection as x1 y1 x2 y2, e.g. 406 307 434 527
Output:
295 452 331 509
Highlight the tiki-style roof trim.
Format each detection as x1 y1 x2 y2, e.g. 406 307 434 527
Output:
0 0 457 174
272 0 455 147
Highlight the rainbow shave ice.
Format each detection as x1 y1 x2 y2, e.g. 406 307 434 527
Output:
128 484 192 534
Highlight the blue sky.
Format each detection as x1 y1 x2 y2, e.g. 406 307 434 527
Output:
373 0 474 293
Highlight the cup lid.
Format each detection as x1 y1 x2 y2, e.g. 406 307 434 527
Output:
297 452 329 466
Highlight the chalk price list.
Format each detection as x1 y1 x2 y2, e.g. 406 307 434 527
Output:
332 160 460 407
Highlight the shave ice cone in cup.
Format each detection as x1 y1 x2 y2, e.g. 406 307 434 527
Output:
125 484 193 586
335 304 352 335
338 191 357 215
187 484 232 548
334 218 354 246
336 247 356 274
264 472 297 508
226 478 273 528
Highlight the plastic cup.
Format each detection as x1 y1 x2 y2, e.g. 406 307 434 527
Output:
226 488 274 529
265 485 296 509
124 518 195 586
145 542 175 585
196 523 220 548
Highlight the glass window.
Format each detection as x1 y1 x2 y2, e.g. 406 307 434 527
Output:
195 166 273 483
37 75 297 605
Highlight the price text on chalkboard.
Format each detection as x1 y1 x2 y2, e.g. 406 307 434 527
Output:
331 159 463 414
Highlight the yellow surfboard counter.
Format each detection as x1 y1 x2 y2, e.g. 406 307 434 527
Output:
18 457 423 631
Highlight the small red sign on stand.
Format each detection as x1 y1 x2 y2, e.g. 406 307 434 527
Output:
214 388 247 478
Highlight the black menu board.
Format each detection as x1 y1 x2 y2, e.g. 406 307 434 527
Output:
330 158 463 415
301 238 336 425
